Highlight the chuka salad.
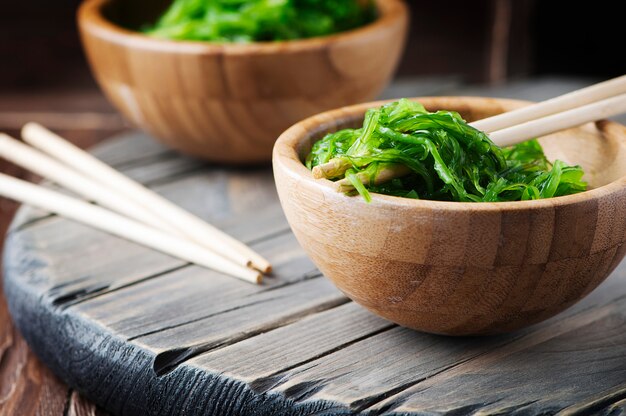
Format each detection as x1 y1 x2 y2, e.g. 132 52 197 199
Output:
143 0 376 42
306 99 587 203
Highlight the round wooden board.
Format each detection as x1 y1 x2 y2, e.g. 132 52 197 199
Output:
4 131 626 416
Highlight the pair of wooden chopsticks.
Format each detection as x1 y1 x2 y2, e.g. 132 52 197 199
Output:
0 124 271 284
474 74 626 145
323 75 626 190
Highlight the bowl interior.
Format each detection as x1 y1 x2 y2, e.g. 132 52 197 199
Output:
99 0 386 36
100 0 172 30
294 99 626 191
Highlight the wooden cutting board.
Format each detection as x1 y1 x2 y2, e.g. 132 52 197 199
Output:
4 131 626 416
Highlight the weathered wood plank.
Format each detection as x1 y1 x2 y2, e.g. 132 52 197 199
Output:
558 384 626 416
70 232 318 335
262 327 516 413
7 189 348 380
110 155 205 187
189 302 393 382
8 157 615 416
5 219 189 298
0 89 124 416
146 167 280 225
204 261 626 414
373 264 626 414
134 277 347 372
373 292 626 415
5 197 292 312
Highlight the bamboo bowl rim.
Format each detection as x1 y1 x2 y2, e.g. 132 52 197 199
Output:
273 96 626 213
78 0 408 55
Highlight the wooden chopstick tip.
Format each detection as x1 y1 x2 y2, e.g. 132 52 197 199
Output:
248 264 273 275
242 269 264 285
21 122 61 147
257 261 273 274
243 252 272 274
0 132 18 142
249 261 272 275
21 121 45 136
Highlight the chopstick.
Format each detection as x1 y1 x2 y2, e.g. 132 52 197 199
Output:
0 125 271 283
472 74 626 133
0 173 262 284
0 134 271 278
0 133 179 234
21 123 272 274
489 93 626 146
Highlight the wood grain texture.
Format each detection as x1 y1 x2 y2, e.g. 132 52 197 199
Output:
273 96 626 335
4 129 626 415
77 0 408 164
261 265 626 414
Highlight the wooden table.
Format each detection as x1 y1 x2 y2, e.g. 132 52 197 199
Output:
2 78 626 415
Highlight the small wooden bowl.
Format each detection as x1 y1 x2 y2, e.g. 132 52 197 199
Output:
273 97 626 336
78 0 408 164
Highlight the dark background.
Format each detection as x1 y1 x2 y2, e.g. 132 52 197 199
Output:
1 0 624 91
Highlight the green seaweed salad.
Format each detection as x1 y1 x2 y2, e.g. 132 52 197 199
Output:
143 0 376 42
306 99 587 203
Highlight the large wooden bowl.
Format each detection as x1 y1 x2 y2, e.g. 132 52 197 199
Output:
273 97 626 335
78 0 408 164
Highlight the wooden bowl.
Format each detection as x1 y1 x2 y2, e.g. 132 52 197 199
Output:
78 0 408 164
273 97 626 336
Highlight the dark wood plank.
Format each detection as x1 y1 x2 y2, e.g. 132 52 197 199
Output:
372 292 626 414
561 389 626 416
189 302 394 382
134 277 345 353
69 233 316 332
6 218 189 298
191 256 626 414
